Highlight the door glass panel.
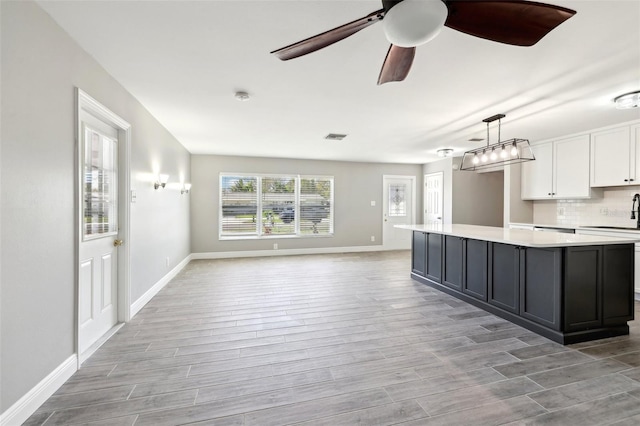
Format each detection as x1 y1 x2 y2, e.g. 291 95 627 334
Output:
388 183 407 217
83 125 117 239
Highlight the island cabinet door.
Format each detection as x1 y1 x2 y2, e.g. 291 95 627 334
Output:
564 246 602 332
425 233 443 283
488 243 520 314
412 231 427 277
602 244 634 325
463 239 488 301
519 247 562 330
443 236 464 291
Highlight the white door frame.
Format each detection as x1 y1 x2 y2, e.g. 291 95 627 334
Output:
382 175 416 249
76 89 131 366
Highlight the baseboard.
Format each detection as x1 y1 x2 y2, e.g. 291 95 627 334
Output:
191 245 407 260
0 355 77 426
130 254 192 318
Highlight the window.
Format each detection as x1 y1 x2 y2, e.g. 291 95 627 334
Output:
388 183 407 217
220 174 333 238
82 125 117 239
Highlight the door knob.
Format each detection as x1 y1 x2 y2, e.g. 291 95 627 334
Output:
113 239 124 247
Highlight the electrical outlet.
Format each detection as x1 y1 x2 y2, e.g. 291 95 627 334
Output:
166 257 170 267
273 243 278 250
370 236 375 242
370 201 376 207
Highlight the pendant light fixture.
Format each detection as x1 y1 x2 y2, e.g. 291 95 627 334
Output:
460 114 535 171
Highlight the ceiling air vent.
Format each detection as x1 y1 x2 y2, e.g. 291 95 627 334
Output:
325 133 347 141
468 138 484 142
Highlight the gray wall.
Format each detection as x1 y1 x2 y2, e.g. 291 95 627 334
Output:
503 163 533 226
1 1 190 411
191 155 423 253
423 158 505 226
452 166 504 227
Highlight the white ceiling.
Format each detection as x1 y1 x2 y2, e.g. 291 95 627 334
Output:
38 0 640 164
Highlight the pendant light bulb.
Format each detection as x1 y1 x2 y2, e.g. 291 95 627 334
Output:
500 145 508 159
490 148 498 161
510 142 518 156
472 154 479 165
481 151 488 163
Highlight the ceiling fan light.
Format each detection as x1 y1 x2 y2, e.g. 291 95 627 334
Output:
383 0 447 48
614 91 640 109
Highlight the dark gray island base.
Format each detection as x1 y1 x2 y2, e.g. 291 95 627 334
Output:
410 230 635 344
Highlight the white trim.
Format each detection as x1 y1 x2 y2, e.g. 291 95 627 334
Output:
0 355 77 426
79 323 124 365
130 254 192 318
191 245 400 260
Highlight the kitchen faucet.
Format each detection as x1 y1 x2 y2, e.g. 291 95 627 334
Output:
632 194 640 228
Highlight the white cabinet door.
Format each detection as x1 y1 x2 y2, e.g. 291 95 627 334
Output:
521 142 553 199
591 126 632 187
633 124 640 184
554 135 590 198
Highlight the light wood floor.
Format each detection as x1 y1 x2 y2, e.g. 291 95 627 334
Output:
25 251 640 425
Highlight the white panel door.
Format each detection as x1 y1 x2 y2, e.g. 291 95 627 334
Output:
78 118 119 354
383 176 415 250
424 172 443 225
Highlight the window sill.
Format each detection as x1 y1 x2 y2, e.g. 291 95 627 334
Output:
219 234 334 241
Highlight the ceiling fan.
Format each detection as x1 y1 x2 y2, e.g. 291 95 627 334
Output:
270 0 576 85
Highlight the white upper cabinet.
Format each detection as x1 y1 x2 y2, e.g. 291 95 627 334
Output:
522 135 591 200
554 135 591 198
590 125 638 187
521 142 553 199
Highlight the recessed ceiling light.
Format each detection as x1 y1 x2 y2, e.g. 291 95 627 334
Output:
437 148 454 157
234 91 250 101
614 91 640 109
325 133 347 141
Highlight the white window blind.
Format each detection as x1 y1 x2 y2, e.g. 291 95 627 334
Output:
300 178 333 235
220 176 258 235
262 177 296 235
219 174 333 239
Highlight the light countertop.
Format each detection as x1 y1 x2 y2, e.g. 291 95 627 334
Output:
510 222 640 234
395 224 640 248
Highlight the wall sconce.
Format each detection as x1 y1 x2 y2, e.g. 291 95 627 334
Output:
154 174 169 190
181 183 192 195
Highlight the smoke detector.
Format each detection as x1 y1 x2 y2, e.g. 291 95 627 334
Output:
234 91 250 101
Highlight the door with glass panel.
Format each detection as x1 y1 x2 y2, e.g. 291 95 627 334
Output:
383 176 415 250
78 117 119 355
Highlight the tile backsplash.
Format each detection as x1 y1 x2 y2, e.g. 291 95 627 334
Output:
534 186 640 227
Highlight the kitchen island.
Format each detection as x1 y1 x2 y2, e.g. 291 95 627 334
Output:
396 224 639 344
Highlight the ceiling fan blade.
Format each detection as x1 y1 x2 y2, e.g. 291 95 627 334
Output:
377 45 416 85
443 0 576 46
271 9 385 60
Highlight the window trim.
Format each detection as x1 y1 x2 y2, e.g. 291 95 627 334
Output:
219 173 334 240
